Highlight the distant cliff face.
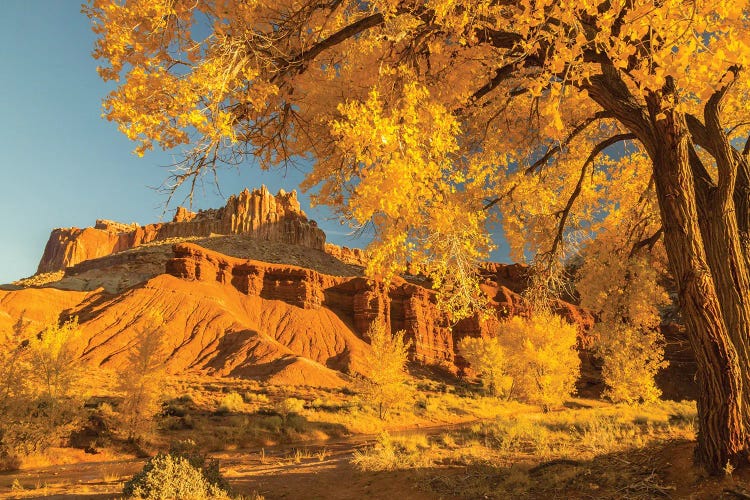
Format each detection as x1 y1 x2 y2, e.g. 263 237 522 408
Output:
37 186 326 273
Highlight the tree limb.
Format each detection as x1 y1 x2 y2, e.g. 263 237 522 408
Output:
525 111 612 175
547 133 636 257
704 66 741 206
629 227 663 257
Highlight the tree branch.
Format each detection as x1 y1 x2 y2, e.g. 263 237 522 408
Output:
629 227 663 257
525 111 611 175
704 66 741 206
547 133 636 257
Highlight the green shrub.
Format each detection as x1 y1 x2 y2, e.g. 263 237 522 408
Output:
123 442 231 499
218 392 245 414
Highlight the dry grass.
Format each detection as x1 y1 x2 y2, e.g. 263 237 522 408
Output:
352 432 434 471
347 400 696 498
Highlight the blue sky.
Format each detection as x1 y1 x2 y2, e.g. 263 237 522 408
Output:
0 2 509 284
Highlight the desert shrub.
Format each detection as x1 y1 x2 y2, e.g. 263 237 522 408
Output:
117 313 168 441
356 323 412 419
275 398 305 422
458 336 513 397
218 392 246 414
123 441 230 499
596 325 667 404
351 432 432 471
499 312 580 410
243 392 270 405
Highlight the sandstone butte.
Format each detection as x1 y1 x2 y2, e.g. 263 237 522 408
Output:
37 185 327 274
0 186 691 395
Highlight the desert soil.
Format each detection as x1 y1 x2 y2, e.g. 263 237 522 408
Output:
0 425 467 500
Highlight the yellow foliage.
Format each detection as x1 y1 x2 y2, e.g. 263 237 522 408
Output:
578 233 670 403
0 317 84 456
457 336 512 398
597 325 667 404
499 312 580 410
26 317 83 400
86 1 750 320
356 322 412 419
117 312 168 441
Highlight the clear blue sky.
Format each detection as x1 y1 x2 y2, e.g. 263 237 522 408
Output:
0 1 509 284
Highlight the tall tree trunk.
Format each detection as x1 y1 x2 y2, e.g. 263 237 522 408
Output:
588 68 750 473
692 154 750 434
646 92 748 472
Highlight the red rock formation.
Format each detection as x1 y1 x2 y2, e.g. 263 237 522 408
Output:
324 244 368 267
37 186 326 273
167 243 595 370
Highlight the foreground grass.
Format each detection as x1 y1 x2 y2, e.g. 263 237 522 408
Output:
352 400 697 499
1 372 707 499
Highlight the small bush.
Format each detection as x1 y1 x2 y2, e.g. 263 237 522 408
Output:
351 432 432 471
123 442 230 499
243 392 270 405
275 398 305 422
218 392 246 414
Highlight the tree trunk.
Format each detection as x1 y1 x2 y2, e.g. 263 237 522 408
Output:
647 98 747 472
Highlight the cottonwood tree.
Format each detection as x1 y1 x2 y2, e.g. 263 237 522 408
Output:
117 312 168 442
458 336 511 398
357 322 411 419
0 317 84 457
87 1 750 473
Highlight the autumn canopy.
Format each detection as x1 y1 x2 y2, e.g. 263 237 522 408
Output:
86 0 750 473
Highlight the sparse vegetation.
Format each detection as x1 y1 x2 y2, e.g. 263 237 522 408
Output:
123 441 231 499
352 432 433 471
117 313 168 442
356 323 412 419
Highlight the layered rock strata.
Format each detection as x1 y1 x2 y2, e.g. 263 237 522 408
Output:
37 186 326 273
167 243 594 369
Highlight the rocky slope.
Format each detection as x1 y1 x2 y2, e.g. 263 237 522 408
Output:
37 186 326 273
2 187 691 394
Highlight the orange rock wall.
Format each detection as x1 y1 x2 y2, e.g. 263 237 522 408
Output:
37 186 326 273
167 243 594 370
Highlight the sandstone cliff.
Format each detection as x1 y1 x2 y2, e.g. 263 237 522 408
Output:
167 243 595 369
8 185 691 393
37 186 326 273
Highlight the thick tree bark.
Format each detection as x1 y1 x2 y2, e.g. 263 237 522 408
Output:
645 90 748 472
587 69 749 472
690 89 750 434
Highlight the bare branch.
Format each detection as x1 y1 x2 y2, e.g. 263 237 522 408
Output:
525 111 611 175
629 227 663 257
547 133 636 258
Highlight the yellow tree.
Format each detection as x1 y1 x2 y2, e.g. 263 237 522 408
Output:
87 0 750 473
357 322 411 420
117 312 168 442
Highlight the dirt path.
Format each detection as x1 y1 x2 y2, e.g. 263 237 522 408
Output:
0 423 473 499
